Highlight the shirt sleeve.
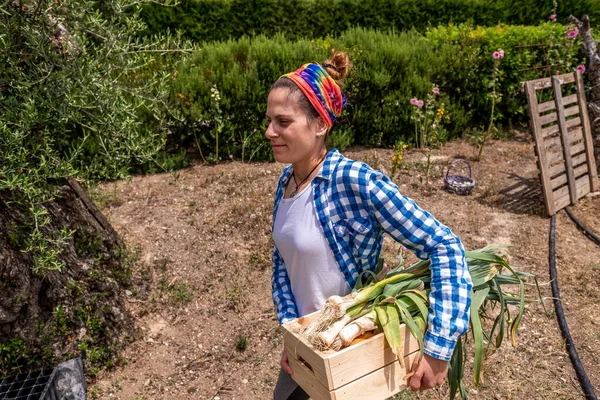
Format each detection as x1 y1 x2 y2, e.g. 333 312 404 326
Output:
366 170 472 361
272 246 299 324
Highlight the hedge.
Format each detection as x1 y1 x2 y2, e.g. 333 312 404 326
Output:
140 0 600 43
172 23 582 160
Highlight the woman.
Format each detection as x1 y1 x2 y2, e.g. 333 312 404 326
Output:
266 51 472 400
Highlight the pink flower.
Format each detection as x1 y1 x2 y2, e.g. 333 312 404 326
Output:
432 87 440 95
566 25 572 31
493 51 501 59
577 65 586 74
410 97 424 108
499 49 505 58
549 14 557 21
246 197 250 201
229 154 233 159
567 27 579 38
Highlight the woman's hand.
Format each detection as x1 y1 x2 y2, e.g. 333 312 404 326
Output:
409 354 448 391
281 349 293 375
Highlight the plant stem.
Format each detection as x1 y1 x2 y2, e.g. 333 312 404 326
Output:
216 128 219 162
193 132 207 164
425 150 431 187
479 85 496 160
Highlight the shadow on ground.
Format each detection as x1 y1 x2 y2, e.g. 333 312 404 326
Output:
477 172 546 216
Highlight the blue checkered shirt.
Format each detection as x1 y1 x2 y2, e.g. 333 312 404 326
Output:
271 149 472 361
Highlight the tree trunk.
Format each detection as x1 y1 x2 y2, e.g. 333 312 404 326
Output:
569 15 600 175
0 180 132 376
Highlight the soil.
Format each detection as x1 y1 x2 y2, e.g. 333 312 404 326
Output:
90 132 600 400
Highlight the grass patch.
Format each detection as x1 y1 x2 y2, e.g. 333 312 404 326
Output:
170 282 194 303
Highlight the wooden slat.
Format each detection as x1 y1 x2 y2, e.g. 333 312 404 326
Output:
526 81 556 215
550 164 589 190
332 352 418 400
550 174 568 190
543 117 583 137
564 104 581 118
528 72 576 90
547 159 587 179
570 141 586 157
542 105 580 126
554 190 571 211
538 93 578 113
544 126 584 152
552 169 592 210
287 355 332 400
553 184 570 203
576 175 591 200
553 76 578 204
576 70 599 192
549 162 565 178
574 163 590 179
541 124 560 138
572 153 588 167
539 111 557 126
566 117 582 129
546 148 564 165
284 330 331 389
326 325 419 388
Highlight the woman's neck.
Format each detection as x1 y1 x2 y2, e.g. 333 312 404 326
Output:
292 148 328 182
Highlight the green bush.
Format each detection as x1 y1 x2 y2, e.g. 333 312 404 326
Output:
140 0 600 43
1 0 194 271
174 23 583 156
425 23 583 126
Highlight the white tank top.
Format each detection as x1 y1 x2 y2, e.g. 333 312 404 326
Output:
273 184 350 317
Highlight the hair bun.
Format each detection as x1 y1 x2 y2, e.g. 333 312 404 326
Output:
322 50 350 85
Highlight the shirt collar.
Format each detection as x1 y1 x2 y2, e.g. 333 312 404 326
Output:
316 148 341 181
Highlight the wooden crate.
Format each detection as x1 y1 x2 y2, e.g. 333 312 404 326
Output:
282 313 421 400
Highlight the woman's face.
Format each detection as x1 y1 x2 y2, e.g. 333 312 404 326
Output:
265 88 327 165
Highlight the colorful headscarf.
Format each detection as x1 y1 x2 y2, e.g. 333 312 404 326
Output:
282 63 346 128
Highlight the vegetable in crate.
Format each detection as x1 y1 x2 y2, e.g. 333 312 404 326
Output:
295 246 546 399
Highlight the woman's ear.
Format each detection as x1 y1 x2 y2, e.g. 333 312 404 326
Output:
315 118 328 137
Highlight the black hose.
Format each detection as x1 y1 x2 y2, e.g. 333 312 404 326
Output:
549 214 598 399
564 206 600 246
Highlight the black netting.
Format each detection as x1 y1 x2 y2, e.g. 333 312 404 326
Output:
0 357 85 400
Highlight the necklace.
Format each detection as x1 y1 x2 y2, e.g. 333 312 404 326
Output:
290 154 326 197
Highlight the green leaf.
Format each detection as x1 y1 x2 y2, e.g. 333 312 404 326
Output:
396 300 424 360
471 287 489 386
490 279 505 348
401 291 429 323
374 304 405 367
448 337 463 400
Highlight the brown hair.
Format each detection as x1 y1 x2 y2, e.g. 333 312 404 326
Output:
269 50 351 122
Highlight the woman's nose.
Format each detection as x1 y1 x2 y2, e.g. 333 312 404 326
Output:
265 122 277 139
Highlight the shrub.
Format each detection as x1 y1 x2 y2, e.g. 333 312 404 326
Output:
425 23 584 126
1 0 194 278
175 23 582 156
140 0 600 43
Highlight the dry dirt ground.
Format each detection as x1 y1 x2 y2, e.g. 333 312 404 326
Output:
90 133 600 400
